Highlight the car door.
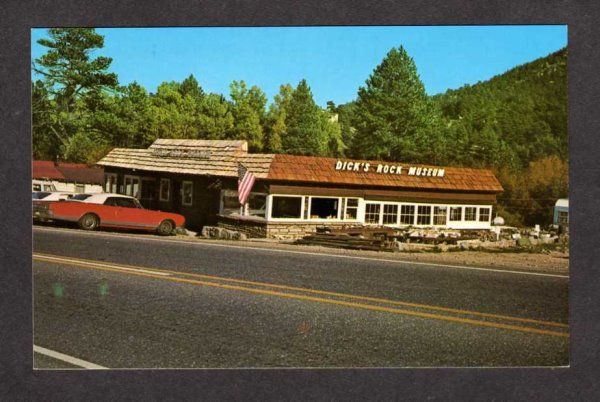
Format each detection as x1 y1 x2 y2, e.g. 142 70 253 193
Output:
113 197 157 229
101 197 122 226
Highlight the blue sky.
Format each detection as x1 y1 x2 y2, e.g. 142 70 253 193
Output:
31 26 567 107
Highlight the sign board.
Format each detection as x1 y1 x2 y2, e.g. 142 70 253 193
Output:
334 160 445 178
152 148 212 159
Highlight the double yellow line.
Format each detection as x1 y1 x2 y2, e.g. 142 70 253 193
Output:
33 253 569 338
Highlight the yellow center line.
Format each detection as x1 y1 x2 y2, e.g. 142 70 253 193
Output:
33 254 569 338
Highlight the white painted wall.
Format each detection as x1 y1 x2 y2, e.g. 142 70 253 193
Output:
32 179 103 194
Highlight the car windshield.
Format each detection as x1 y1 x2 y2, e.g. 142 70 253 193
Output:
32 192 51 199
71 194 92 201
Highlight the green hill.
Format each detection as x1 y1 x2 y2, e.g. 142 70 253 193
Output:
432 48 567 170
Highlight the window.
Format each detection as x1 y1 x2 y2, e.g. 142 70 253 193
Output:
479 207 491 222
32 191 51 199
221 190 240 215
159 179 170 202
309 197 339 219
364 203 381 224
344 198 359 220
181 181 193 206
247 193 267 218
558 211 568 225
271 196 302 219
105 197 140 208
417 205 432 225
71 194 92 201
75 184 85 193
449 206 462 221
382 204 398 225
104 174 117 193
400 205 415 225
465 207 477 221
32 183 41 191
124 175 140 198
434 206 447 225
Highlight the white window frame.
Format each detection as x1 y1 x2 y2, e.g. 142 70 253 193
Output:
123 175 141 198
464 206 477 222
478 207 491 222
343 197 360 221
307 196 342 221
159 178 171 202
104 173 117 193
181 180 193 206
268 194 305 221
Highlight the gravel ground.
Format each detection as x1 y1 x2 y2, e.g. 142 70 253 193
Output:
176 235 570 275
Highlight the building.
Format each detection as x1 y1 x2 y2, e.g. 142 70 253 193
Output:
32 160 104 193
97 139 503 238
553 198 569 228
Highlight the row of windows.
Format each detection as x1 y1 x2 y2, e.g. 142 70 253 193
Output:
105 175 194 206
363 203 490 226
268 195 491 225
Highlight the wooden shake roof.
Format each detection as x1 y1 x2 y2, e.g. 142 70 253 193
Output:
97 139 274 179
267 154 503 193
97 139 503 193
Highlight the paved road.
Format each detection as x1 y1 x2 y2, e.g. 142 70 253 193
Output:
33 226 569 368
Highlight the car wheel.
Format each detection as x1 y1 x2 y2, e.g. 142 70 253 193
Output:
78 213 99 230
157 219 174 236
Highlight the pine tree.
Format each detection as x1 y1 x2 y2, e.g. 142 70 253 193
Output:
33 28 119 161
351 46 437 162
283 79 328 155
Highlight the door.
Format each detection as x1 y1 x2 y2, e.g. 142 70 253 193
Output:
171 180 182 213
140 178 157 209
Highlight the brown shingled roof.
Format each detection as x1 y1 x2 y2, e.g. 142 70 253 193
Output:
96 140 503 193
266 154 503 193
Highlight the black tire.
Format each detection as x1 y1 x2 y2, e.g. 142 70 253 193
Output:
78 213 99 231
156 219 174 236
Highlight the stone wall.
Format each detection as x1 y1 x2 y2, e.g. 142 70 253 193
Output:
217 215 267 238
266 222 356 240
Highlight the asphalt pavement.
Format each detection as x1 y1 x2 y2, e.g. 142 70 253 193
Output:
33 226 569 368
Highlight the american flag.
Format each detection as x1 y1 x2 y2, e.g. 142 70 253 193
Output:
237 163 255 205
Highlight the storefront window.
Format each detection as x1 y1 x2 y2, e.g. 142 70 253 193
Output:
449 206 462 221
247 193 266 218
365 203 381 224
221 190 241 215
479 207 491 222
417 205 432 225
271 196 302 219
182 181 193 206
400 205 415 225
434 206 447 225
344 198 359 220
159 178 170 201
309 197 339 219
465 207 477 221
382 204 398 225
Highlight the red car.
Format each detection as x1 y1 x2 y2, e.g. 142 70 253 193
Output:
33 193 185 235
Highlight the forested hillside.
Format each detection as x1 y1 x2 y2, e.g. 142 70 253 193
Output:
431 49 568 226
31 29 567 226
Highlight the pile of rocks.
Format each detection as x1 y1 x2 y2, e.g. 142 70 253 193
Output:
201 226 247 240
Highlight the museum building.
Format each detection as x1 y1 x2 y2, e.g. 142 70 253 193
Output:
96 139 504 238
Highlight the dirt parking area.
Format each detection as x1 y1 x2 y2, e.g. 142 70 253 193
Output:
178 235 569 275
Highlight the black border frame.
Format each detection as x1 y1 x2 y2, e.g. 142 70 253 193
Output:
2 0 599 399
